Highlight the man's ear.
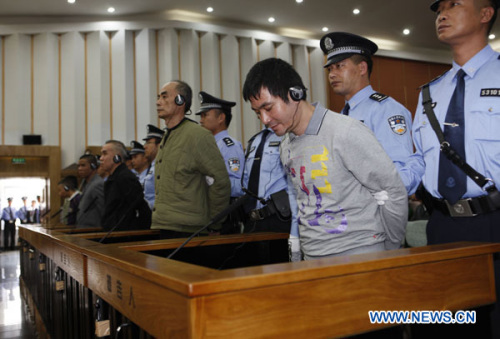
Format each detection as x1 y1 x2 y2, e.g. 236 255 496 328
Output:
480 6 495 24
358 60 369 77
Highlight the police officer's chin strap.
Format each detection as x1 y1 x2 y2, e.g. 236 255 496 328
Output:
167 193 256 260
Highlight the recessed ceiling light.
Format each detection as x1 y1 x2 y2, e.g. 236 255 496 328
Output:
268 17 275 23
107 7 115 13
207 7 214 13
489 34 496 40
67 0 76 3
403 28 411 35
322 27 329 32
296 0 304 3
353 8 360 15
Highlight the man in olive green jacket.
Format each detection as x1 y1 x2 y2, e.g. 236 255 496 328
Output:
151 80 230 238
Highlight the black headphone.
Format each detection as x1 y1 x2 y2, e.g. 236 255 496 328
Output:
90 161 97 170
64 185 69 192
175 94 185 106
113 154 122 164
289 86 306 102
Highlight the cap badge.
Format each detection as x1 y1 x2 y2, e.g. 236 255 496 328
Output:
324 37 334 51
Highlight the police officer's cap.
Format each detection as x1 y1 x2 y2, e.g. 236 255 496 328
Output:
430 0 499 11
143 124 165 141
7 197 13 202
320 32 378 68
129 140 145 155
22 196 27 201
195 91 236 116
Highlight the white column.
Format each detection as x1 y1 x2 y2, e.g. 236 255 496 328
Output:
4 33 31 145
308 47 327 105
33 33 58 146
134 28 157 140
219 34 242 142
238 37 259 146
60 31 85 167
292 44 311 100
86 31 111 147
109 29 134 144
199 31 221 96
179 29 201 116
275 41 292 63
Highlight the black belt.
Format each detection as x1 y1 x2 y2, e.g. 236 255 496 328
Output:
248 204 277 221
429 194 500 217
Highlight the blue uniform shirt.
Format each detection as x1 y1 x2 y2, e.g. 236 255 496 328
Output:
215 130 245 198
143 162 155 209
405 45 500 198
346 85 414 190
17 206 29 223
242 128 299 236
1 206 17 221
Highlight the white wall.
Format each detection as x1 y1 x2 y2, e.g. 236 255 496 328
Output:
0 19 347 166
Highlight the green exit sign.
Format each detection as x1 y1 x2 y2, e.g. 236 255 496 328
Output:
12 157 26 165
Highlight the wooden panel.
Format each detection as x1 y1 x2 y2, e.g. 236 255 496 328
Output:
194 255 495 338
403 60 433 115
88 256 190 338
51 241 87 285
376 56 406 107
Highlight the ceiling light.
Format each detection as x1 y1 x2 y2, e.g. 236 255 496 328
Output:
296 0 304 3
322 27 329 32
268 17 275 23
107 7 115 13
403 28 411 35
489 34 496 40
206 7 214 13
67 0 76 3
353 8 360 15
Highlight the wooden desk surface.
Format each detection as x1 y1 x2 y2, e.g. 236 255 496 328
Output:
19 225 500 338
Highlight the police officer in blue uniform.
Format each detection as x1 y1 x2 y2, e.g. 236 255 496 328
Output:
129 140 155 209
17 196 29 224
405 1 500 337
195 91 245 198
1 198 17 250
320 32 413 191
142 124 165 210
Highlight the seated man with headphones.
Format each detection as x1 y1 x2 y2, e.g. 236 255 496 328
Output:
99 140 152 231
151 80 230 238
242 58 408 260
76 154 104 228
57 176 81 226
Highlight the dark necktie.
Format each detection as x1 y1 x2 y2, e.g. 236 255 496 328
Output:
9 207 14 221
341 103 350 116
247 129 270 210
438 69 466 204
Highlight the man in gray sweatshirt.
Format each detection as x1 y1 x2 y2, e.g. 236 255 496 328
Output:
242 58 408 260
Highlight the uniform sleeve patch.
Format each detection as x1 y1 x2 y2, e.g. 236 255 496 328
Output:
223 137 235 147
228 158 240 172
369 93 389 102
388 115 407 135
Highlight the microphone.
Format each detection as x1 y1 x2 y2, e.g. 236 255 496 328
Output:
167 193 254 259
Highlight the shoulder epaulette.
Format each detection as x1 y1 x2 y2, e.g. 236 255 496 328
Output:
369 92 389 102
419 70 449 89
498 55 500 60
223 137 235 147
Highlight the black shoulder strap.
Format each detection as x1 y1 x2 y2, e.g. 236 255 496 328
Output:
422 84 493 190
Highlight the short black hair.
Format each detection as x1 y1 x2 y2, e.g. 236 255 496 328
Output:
79 154 98 169
218 108 232 128
350 54 374 78
59 176 78 191
173 80 193 113
243 58 306 103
